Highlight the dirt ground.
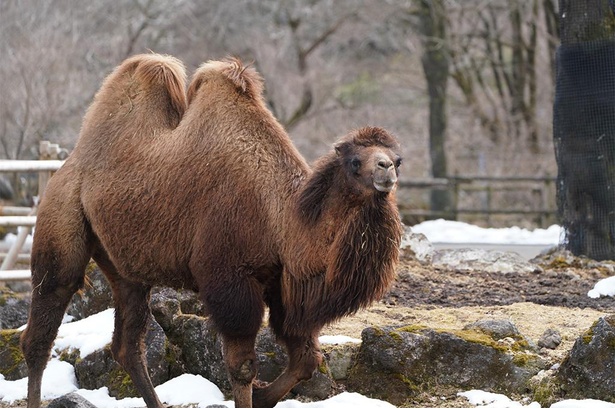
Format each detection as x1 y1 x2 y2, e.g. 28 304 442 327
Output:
320 251 615 407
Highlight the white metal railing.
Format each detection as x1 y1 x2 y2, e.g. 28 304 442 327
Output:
0 160 65 172
0 141 67 281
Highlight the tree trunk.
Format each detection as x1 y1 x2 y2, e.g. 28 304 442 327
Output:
555 0 615 260
417 0 452 218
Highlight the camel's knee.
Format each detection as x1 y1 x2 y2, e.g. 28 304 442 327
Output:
110 332 145 368
222 334 258 385
20 329 48 368
294 352 322 381
228 358 258 385
110 340 126 366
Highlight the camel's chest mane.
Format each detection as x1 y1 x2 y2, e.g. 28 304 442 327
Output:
283 188 401 337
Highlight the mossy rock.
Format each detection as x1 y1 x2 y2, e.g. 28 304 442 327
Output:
557 315 615 402
345 324 546 405
529 369 561 408
0 329 27 380
321 342 360 381
73 317 170 398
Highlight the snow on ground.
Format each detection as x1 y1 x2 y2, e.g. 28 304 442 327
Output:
2 220 615 407
412 219 562 245
588 276 615 299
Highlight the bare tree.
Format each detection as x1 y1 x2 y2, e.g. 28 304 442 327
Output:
446 0 558 156
415 0 453 216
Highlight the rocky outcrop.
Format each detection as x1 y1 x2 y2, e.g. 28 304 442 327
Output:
67 264 114 320
345 322 546 405
400 226 434 264
150 289 336 401
557 315 615 403
73 318 169 398
432 248 542 274
0 328 27 380
3 259 615 407
0 291 29 330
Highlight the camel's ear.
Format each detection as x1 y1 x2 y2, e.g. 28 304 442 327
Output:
334 141 349 157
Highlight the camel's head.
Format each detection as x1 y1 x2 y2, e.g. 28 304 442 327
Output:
335 127 402 195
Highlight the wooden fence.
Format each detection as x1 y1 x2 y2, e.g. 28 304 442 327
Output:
397 175 558 227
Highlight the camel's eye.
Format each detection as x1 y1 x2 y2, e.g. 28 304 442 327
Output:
350 158 361 172
395 158 402 168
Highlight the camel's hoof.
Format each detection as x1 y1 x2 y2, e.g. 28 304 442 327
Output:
252 383 276 408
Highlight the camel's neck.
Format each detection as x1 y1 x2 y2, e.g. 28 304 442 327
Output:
282 161 402 337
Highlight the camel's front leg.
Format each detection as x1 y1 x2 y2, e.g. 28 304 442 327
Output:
252 333 322 408
222 335 259 408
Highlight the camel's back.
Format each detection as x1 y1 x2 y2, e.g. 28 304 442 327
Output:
71 57 307 287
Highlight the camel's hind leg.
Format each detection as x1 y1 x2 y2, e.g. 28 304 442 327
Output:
20 206 92 407
94 252 162 408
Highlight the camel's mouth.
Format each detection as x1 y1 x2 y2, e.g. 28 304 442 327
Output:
374 178 397 193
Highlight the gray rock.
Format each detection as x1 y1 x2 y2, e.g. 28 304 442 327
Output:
346 324 546 405
0 295 30 329
150 287 182 332
323 343 359 380
531 246 615 273
5 279 31 293
557 315 615 402
165 314 230 392
463 319 521 341
291 364 334 401
254 327 334 400
433 248 542 274
255 327 287 383
47 392 96 408
74 317 169 398
163 315 335 401
538 329 562 350
73 348 119 395
67 264 113 320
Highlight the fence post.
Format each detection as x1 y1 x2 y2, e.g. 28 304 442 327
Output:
452 172 460 220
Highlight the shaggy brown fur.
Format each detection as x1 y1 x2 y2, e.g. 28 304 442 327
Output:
20 54 403 408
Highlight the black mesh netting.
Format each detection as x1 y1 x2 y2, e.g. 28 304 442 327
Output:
554 40 615 261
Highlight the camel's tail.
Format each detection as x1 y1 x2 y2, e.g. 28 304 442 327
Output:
187 57 264 105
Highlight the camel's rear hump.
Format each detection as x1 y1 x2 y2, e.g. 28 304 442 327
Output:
74 54 187 158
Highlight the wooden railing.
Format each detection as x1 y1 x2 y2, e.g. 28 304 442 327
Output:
397 175 558 227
